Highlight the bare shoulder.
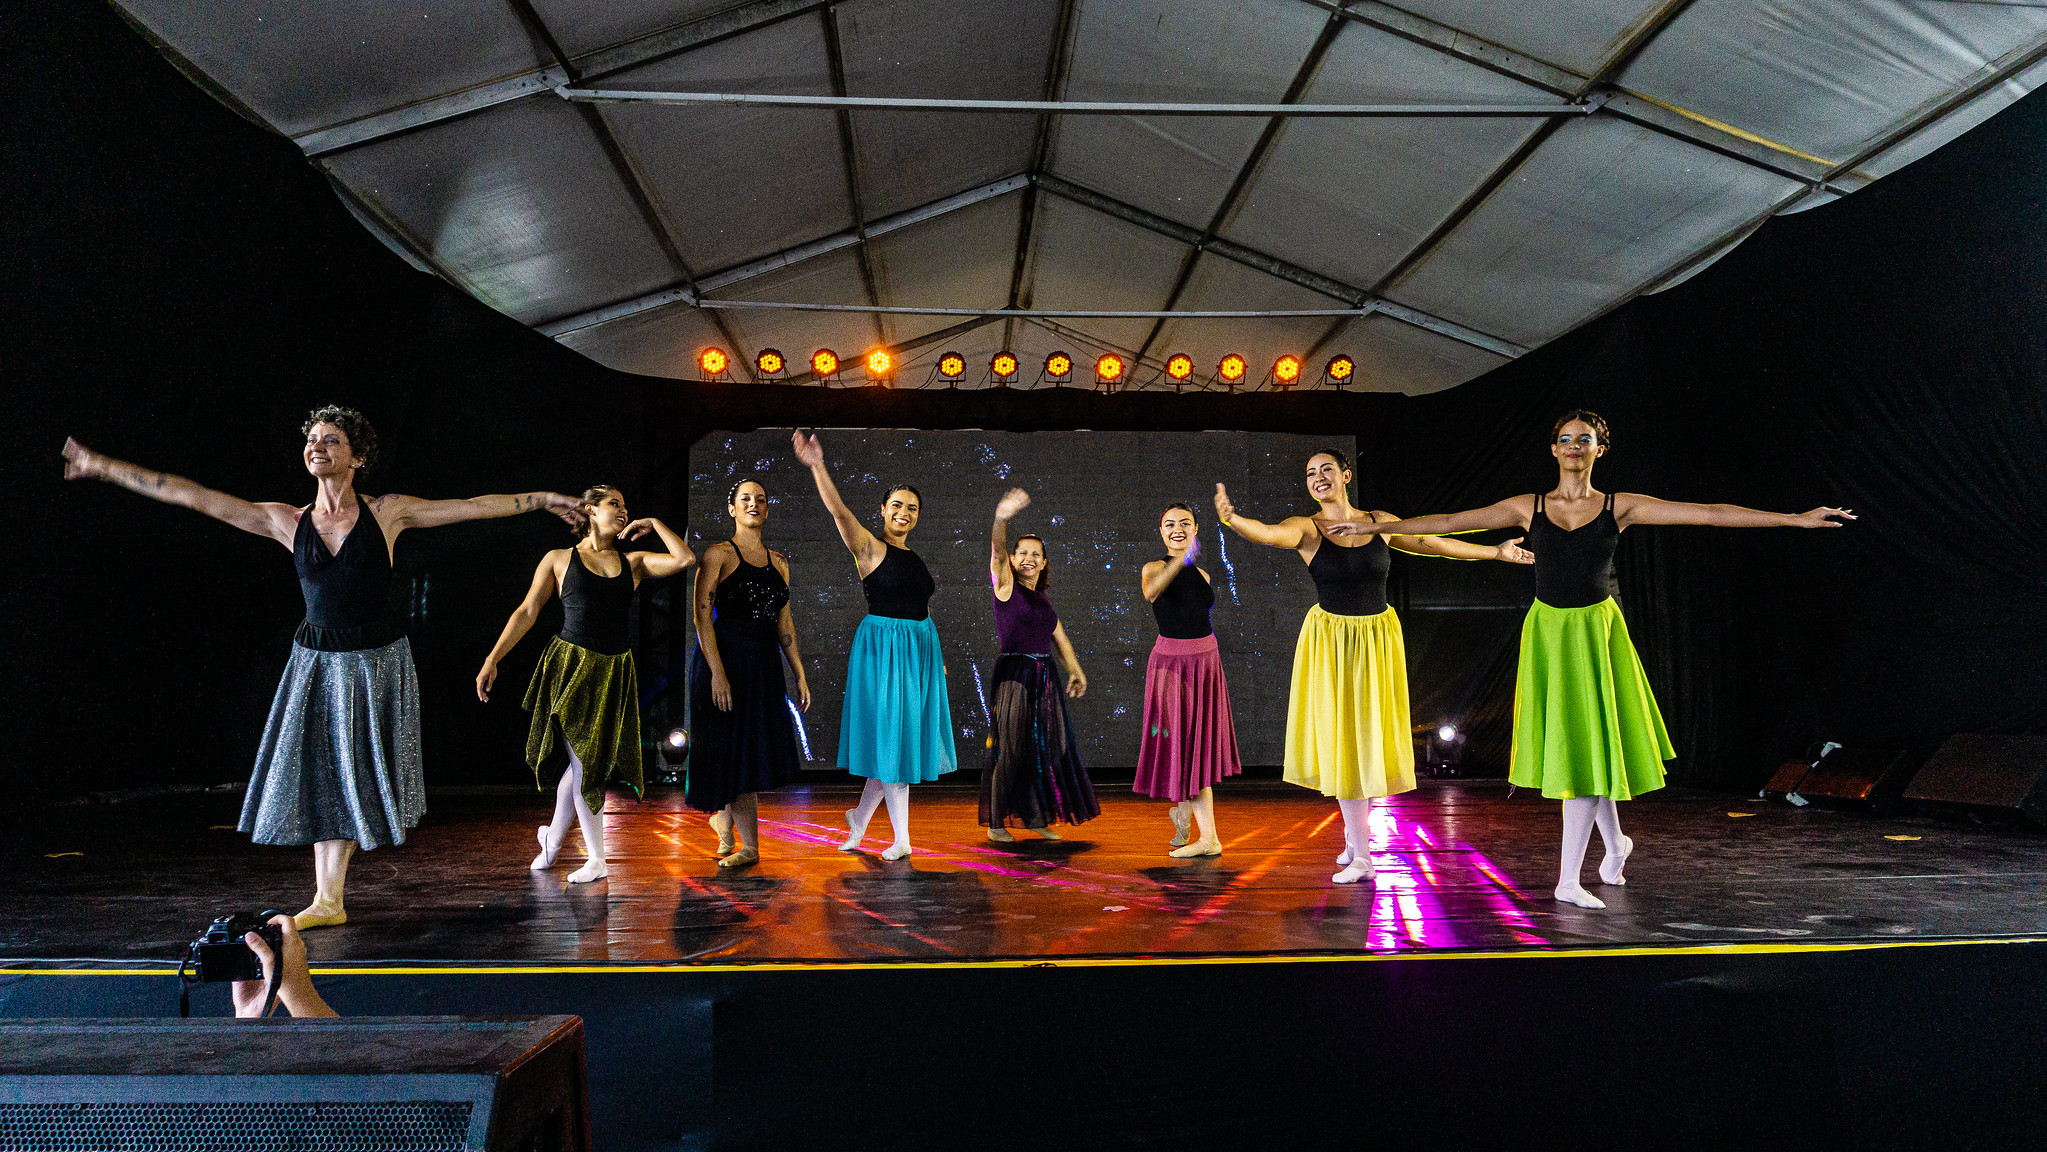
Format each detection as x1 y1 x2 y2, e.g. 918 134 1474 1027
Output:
1196 566 1212 584
1367 509 1397 524
769 549 791 575
1141 558 1166 576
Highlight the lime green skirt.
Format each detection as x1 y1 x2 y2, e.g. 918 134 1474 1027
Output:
1508 598 1672 800
524 636 644 813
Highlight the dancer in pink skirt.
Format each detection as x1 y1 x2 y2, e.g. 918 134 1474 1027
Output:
1134 503 1242 857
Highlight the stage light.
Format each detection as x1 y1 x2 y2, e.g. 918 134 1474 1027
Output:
1165 353 1194 383
1274 355 1303 385
654 725 690 784
756 348 785 376
1045 351 1073 380
697 346 730 377
1218 354 1247 384
937 351 967 380
667 728 689 750
1095 353 1125 385
1327 354 1355 383
811 348 840 377
1438 725 1457 741
866 348 895 379
991 351 1019 379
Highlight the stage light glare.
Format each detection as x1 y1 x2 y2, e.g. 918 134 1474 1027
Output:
697 347 729 376
1274 355 1303 384
937 351 967 379
1327 354 1355 382
756 348 785 376
1045 351 1072 378
1438 725 1457 741
1219 354 1247 383
667 728 688 749
1095 353 1125 383
866 348 895 377
1165 353 1194 382
811 348 840 376
991 351 1019 378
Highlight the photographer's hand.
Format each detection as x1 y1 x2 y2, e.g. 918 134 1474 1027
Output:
232 915 337 1018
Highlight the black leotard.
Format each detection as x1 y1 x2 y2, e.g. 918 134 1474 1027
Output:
1528 492 1618 609
714 544 789 642
293 495 404 652
561 547 634 655
1307 535 1391 617
860 544 935 621
1151 562 1214 639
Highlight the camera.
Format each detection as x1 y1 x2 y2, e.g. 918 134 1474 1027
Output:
186 910 285 984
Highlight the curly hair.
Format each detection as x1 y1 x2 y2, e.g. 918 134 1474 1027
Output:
301 405 379 472
1551 409 1611 447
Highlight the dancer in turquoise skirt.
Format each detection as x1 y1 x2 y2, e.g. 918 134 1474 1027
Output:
1328 411 1853 908
793 431 956 860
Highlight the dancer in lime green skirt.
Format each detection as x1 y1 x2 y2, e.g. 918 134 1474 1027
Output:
1327 411 1853 908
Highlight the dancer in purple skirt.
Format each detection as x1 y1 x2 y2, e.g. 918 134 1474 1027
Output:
1135 503 1241 857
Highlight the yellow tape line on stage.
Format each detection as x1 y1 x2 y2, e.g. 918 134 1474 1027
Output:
6 934 2046 976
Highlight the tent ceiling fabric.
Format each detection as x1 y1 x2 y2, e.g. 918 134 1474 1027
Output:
116 0 2047 394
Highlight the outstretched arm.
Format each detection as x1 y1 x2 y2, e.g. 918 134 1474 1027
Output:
1050 622 1088 699
1340 496 1533 539
1213 483 1313 549
1617 494 1854 529
622 517 696 578
62 439 298 547
990 488 1029 598
1378 510 1533 564
793 430 883 571
476 553 562 702
377 491 586 534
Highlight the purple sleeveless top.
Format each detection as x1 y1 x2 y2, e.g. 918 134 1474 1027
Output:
994 581 1059 654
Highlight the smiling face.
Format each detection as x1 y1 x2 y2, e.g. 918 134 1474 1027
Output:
1010 536 1045 585
302 422 362 480
729 481 769 529
1304 453 1351 504
1551 420 1607 472
584 489 630 540
1159 507 1197 556
881 487 921 537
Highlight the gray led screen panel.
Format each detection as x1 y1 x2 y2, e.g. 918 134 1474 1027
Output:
684 429 1356 771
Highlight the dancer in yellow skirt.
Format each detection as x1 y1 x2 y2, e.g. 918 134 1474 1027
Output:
1329 412 1853 907
1215 449 1532 884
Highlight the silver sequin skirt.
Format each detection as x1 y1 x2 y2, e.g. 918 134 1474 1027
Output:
238 637 426 850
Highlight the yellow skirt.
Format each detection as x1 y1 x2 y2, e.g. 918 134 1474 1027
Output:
1283 605 1416 800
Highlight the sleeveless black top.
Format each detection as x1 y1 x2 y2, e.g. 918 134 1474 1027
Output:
1307 535 1392 617
561 547 634 656
1151 562 1214 640
861 545 935 621
293 495 404 652
1529 492 1618 609
713 544 789 642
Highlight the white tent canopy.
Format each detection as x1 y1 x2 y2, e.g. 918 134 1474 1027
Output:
116 0 2047 392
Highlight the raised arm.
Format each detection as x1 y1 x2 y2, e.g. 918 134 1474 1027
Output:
771 552 810 712
63 438 297 547
476 551 563 701
1375 510 1533 564
1616 494 1854 529
990 488 1029 599
621 517 696 579
1140 535 1202 602
1050 621 1088 698
1213 483 1313 549
694 544 737 711
793 431 884 571
377 491 586 535
1347 496 1534 539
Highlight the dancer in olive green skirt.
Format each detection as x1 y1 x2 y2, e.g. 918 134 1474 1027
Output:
477 486 695 882
1328 411 1853 908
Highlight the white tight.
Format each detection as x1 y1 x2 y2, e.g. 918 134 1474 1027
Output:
545 747 605 872
1559 796 1624 888
849 777 913 849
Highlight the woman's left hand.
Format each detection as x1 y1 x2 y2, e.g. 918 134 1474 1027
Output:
1066 671 1087 699
1495 536 1535 564
621 517 655 540
541 492 587 529
795 681 811 711
1795 506 1855 527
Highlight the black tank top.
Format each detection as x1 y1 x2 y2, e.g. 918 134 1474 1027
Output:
560 547 634 655
1151 562 1214 639
1529 492 1618 609
861 545 935 621
713 544 789 642
293 495 404 652
1307 534 1391 617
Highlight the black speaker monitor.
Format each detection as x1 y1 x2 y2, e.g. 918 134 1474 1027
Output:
1795 747 1916 812
1904 733 2047 825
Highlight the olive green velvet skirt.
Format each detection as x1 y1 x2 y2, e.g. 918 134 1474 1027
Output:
524 635 643 812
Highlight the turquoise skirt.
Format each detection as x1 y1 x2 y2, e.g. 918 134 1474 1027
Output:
839 614 958 783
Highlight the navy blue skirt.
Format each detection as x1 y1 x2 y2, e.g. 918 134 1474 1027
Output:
686 628 801 813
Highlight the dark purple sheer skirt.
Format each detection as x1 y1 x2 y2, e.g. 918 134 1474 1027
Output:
979 653 1100 828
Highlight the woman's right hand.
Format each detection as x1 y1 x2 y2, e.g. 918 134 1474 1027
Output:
61 438 102 481
475 662 498 702
711 672 734 711
1213 483 1235 523
995 487 1031 520
792 430 825 469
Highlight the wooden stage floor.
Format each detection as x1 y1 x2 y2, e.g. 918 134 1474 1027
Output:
5 779 2047 967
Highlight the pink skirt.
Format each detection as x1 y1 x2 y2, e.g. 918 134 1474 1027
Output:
1133 634 1244 801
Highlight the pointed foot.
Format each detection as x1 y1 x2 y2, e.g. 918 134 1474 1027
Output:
1599 834 1634 886
1554 884 1606 909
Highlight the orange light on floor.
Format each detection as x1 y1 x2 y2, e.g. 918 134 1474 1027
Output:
1045 351 1073 379
1274 354 1303 385
1095 353 1125 384
866 348 895 378
1327 354 1356 383
1218 354 1247 384
991 351 1019 378
1165 353 1194 382
756 348 785 376
697 346 729 376
937 351 967 380
812 348 840 376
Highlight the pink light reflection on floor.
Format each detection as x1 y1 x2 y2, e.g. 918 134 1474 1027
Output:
1366 802 1547 951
